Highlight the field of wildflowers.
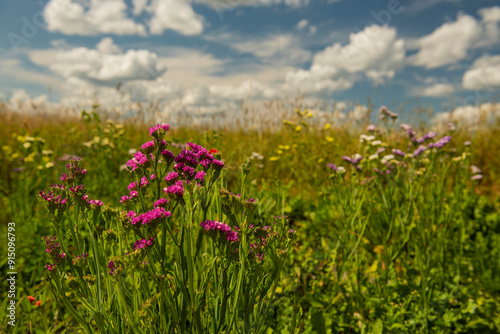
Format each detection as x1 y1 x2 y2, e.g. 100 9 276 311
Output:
1 102 500 333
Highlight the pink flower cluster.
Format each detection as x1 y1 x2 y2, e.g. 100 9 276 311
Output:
43 236 66 269
200 220 239 243
39 190 67 209
149 123 170 137
60 159 87 184
164 180 185 200
126 151 151 172
129 207 171 226
81 194 103 209
133 237 155 251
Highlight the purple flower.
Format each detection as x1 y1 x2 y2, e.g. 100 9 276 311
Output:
199 159 212 169
327 163 337 171
164 171 179 185
412 145 427 158
195 171 206 184
392 149 405 157
212 159 224 171
161 150 175 164
471 174 483 180
428 136 452 149
200 220 239 243
164 180 184 201
366 124 376 132
181 165 196 179
108 261 117 275
133 237 155 251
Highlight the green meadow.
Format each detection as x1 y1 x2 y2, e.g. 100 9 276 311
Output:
1 103 499 333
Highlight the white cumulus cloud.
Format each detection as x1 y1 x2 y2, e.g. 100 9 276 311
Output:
409 9 500 69
416 83 454 97
148 0 204 35
40 38 166 87
284 25 405 96
44 0 147 36
462 54 500 90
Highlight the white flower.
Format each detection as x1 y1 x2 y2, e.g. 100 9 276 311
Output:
381 154 395 164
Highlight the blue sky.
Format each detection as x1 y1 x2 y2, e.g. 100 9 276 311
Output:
1 0 499 115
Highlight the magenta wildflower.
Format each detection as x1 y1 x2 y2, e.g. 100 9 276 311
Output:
120 195 130 204
175 149 199 167
161 150 175 164
141 141 155 154
133 237 155 251
153 198 169 209
149 123 170 138
212 159 224 171
43 236 66 264
199 159 212 169
200 220 239 243
181 165 196 179
108 261 117 275
164 180 184 201
164 171 179 185
195 171 206 184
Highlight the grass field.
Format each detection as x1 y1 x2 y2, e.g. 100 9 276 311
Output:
1 101 499 333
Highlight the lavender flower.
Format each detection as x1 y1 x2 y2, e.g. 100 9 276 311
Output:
428 136 452 149
327 163 337 171
413 145 427 158
392 149 405 157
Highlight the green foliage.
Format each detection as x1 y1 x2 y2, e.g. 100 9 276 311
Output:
0 108 499 333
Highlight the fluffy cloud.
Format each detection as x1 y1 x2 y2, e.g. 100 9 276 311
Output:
148 0 204 35
415 83 454 97
284 25 405 96
38 38 165 87
44 0 147 36
432 103 500 127
227 34 311 64
182 80 279 106
462 54 500 90
296 19 308 30
285 65 355 95
409 8 500 69
313 25 405 82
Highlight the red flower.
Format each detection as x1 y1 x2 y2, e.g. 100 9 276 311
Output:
209 149 218 154
35 301 41 307
27 296 36 304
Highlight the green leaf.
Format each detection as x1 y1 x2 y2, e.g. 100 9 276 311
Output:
310 307 327 334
